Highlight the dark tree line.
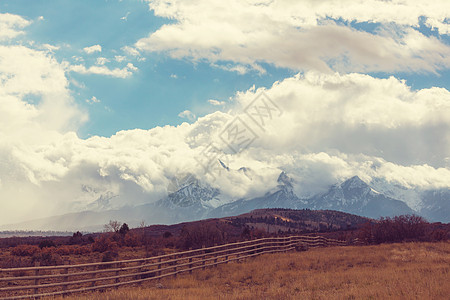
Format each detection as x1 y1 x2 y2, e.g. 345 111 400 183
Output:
359 215 428 243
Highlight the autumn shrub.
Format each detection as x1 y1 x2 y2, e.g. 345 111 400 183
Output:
119 223 130 235
241 226 251 239
358 215 428 244
178 223 225 249
11 245 40 257
69 231 84 245
101 250 118 263
32 250 62 266
92 235 118 253
39 240 56 249
73 245 91 255
55 245 72 255
123 231 141 247
429 229 448 241
250 228 268 239
40 246 56 256
0 256 30 268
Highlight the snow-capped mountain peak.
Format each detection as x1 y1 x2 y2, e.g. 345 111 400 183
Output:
308 176 414 218
277 171 294 189
341 176 370 192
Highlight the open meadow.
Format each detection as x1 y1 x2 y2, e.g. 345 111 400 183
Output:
53 242 450 300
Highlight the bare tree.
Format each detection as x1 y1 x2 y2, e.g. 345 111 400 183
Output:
139 220 146 229
104 220 122 233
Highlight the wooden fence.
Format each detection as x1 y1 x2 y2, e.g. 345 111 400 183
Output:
0 235 347 299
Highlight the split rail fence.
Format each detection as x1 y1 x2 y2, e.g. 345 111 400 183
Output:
0 235 347 299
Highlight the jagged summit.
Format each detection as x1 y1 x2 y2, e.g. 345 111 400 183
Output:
339 176 372 203
277 171 293 189
341 176 369 191
208 171 306 218
219 159 230 171
161 174 221 209
309 176 413 218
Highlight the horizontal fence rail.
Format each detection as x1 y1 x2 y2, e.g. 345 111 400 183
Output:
0 235 348 299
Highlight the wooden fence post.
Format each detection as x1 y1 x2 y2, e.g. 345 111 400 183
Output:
202 246 206 270
225 245 228 264
138 260 143 285
158 257 162 277
91 265 97 287
33 262 40 295
173 255 177 278
62 261 69 294
189 257 193 274
213 244 218 267
115 262 120 288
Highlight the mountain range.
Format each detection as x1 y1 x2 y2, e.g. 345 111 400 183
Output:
1 168 448 232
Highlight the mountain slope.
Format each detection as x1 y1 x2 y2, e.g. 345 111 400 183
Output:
420 189 450 223
2 174 447 231
208 172 306 218
225 208 371 233
308 176 414 219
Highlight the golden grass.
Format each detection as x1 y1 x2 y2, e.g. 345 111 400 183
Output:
52 242 449 300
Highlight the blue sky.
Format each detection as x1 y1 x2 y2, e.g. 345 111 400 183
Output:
0 0 449 224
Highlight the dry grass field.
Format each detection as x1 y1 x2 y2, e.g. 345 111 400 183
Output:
51 242 450 300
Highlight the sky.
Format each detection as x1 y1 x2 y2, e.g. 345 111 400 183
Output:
0 0 449 225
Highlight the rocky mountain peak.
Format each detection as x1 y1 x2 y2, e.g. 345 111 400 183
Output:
277 171 293 189
163 174 220 208
340 176 370 193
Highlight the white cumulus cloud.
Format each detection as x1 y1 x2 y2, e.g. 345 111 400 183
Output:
69 64 135 78
122 45 140 56
86 96 100 104
136 0 450 73
83 44 102 54
208 99 226 106
178 110 196 121
115 55 126 62
0 13 30 40
96 57 109 65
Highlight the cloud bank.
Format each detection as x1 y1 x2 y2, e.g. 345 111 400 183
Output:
1 62 449 223
136 0 450 73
